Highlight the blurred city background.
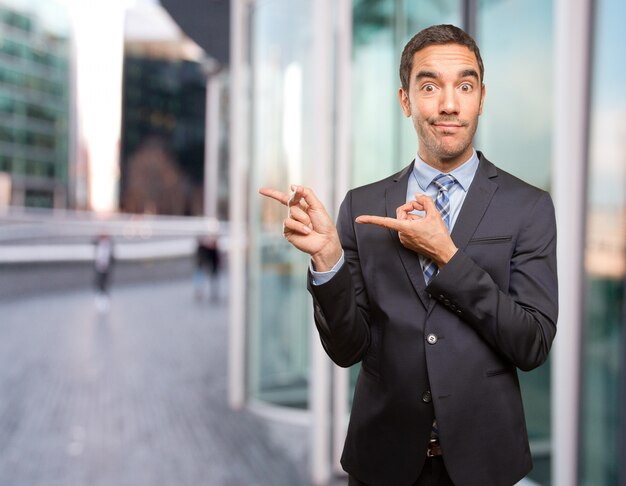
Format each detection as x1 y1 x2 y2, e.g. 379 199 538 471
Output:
0 0 623 485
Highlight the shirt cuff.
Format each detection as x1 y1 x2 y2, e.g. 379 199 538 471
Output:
309 251 345 286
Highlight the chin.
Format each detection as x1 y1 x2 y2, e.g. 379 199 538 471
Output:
438 146 469 159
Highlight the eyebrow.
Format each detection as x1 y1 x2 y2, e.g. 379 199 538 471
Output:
460 69 479 80
414 68 480 82
415 70 438 81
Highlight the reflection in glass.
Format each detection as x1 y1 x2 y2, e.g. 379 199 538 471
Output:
580 0 626 484
477 0 553 191
249 0 315 408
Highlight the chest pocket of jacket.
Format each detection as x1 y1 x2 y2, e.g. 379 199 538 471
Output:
465 235 513 289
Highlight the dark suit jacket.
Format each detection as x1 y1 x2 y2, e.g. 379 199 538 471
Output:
308 153 558 486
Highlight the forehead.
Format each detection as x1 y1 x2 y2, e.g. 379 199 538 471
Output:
410 44 479 79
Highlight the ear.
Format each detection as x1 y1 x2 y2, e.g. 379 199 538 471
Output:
478 83 486 115
398 87 411 117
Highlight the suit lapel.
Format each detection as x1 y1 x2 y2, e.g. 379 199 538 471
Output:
384 154 499 312
385 161 431 310
425 153 499 315
450 153 499 250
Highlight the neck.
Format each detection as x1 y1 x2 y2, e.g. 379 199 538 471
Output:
418 148 475 173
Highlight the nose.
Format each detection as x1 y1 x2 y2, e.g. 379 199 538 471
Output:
439 86 459 115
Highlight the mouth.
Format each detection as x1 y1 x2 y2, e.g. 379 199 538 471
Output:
430 117 467 130
433 123 464 134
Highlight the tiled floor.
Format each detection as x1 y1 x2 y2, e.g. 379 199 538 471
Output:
0 277 312 486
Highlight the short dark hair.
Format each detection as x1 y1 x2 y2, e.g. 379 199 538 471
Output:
399 24 484 91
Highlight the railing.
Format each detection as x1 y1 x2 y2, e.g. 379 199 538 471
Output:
0 206 227 263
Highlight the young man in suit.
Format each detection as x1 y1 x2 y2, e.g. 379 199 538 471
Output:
260 24 557 486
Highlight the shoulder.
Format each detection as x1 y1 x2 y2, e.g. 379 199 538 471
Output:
480 153 551 205
347 162 413 199
478 155 556 235
336 162 412 222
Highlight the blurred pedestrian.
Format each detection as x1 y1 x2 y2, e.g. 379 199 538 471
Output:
93 233 114 312
194 235 221 301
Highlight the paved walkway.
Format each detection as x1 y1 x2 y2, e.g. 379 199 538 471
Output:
0 275 318 486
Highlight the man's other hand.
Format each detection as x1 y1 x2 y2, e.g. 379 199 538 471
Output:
355 194 458 268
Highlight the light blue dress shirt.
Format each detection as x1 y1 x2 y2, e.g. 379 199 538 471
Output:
311 150 480 285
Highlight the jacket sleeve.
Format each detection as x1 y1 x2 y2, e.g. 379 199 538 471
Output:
307 191 371 367
427 191 558 371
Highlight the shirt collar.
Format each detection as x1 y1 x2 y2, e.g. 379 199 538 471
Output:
413 149 480 192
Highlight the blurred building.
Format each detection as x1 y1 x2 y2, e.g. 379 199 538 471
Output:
0 0 71 208
120 56 206 215
121 2 211 216
227 0 626 485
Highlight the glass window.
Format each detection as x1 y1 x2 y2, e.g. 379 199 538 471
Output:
249 0 316 408
24 189 53 207
0 155 11 172
579 0 626 484
3 10 31 32
351 0 397 187
477 0 553 191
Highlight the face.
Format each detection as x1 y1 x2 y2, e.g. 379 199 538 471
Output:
398 43 486 171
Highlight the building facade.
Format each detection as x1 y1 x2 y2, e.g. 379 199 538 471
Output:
0 0 70 209
120 1 229 219
229 1 626 485
120 55 207 215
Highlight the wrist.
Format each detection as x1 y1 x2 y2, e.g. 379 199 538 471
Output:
311 241 342 272
435 245 458 268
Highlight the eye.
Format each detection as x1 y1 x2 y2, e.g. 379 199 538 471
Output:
421 83 436 93
459 83 473 92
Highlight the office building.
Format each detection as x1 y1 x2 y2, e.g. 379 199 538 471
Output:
121 2 210 216
0 0 70 208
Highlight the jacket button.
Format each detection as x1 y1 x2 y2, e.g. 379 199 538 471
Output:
422 390 432 403
426 333 438 345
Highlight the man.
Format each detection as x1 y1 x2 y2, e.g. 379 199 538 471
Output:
260 24 557 486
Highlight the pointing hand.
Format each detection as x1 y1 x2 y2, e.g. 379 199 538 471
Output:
356 194 457 267
259 185 343 271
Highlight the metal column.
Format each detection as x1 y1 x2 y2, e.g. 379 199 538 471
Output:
310 1 333 483
552 0 594 484
228 0 250 410
204 69 222 220
331 0 353 478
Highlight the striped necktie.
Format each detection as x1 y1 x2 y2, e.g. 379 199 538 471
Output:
421 173 456 284
424 173 456 446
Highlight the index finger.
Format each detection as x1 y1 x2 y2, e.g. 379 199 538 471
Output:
289 185 326 211
355 215 406 232
259 187 290 206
